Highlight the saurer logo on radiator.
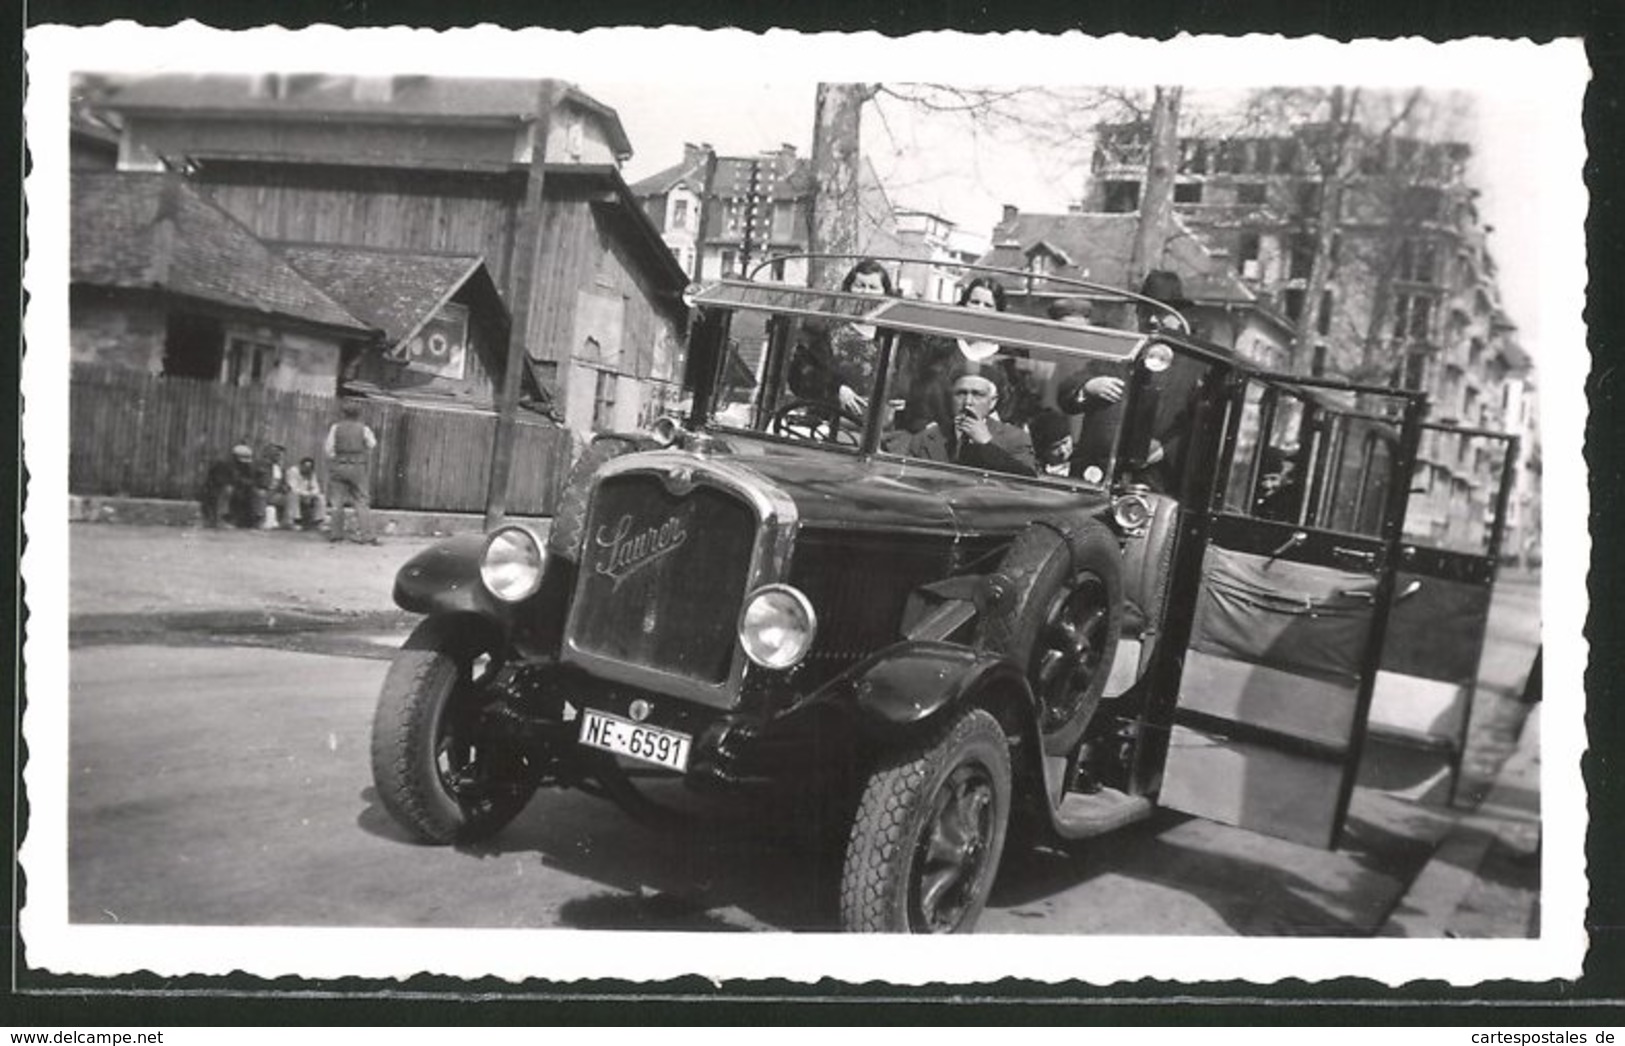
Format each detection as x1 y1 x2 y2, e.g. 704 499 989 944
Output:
592 511 690 589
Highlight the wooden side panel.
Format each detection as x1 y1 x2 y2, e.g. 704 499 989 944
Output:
1159 724 1342 849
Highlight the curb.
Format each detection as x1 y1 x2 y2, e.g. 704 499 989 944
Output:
1380 704 1541 938
68 495 548 539
70 607 421 638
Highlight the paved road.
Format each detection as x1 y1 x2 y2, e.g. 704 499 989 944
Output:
66 571 1539 935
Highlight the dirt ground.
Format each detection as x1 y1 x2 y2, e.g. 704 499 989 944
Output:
67 522 459 618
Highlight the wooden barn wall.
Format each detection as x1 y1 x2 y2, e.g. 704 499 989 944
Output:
523 188 682 376
70 365 569 514
196 165 522 291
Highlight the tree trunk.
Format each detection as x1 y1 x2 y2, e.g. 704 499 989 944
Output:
1128 86 1182 290
1292 86 1358 375
808 83 870 290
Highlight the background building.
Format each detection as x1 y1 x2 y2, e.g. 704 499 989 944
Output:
1084 114 1538 558
93 73 688 437
631 141 902 287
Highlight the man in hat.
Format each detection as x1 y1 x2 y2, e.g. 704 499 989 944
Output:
905 371 1035 477
324 400 380 545
200 442 260 528
1028 409 1076 478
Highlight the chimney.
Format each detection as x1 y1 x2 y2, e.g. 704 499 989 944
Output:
1001 204 1019 228
682 141 713 169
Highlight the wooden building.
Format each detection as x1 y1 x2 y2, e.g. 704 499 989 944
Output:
99 74 688 437
70 170 375 393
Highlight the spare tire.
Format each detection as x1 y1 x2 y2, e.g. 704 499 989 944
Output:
977 518 1122 755
546 435 645 562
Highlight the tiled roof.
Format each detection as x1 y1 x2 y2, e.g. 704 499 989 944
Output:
278 246 488 347
70 170 371 333
979 210 1257 305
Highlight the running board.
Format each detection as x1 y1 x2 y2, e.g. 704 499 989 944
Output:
1051 788 1155 840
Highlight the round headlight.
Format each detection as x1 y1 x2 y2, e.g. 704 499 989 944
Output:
1142 341 1175 373
737 584 818 670
480 526 546 602
1112 492 1153 534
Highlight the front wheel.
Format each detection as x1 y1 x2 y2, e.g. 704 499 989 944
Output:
840 707 1012 933
369 619 536 844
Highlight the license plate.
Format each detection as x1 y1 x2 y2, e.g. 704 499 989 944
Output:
578 709 692 772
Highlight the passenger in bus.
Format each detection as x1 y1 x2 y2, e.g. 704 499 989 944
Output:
1254 446 1305 522
787 258 894 419
1028 409 1076 478
906 371 1036 477
894 277 1042 436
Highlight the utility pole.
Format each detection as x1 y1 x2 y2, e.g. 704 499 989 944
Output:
1128 86 1182 291
485 79 558 530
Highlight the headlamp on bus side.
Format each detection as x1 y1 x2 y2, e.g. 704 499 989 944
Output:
479 526 547 603
737 584 818 670
1140 340 1174 374
1112 489 1154 535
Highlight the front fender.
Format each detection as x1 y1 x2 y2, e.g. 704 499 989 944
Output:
392 534 495 617
844 640 1037 735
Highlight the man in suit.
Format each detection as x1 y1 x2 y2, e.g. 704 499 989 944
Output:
905 372 1035 477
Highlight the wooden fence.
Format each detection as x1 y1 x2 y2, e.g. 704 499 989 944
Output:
69 365 574 515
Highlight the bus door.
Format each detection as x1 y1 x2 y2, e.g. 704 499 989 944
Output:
1157 377 1423 848
1359 423 1520 803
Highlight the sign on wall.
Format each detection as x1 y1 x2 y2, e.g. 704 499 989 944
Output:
386 302 469 380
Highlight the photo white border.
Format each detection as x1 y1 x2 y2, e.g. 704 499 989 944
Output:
20 23 1592 987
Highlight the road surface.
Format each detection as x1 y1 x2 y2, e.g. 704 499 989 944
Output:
64 571 1540 934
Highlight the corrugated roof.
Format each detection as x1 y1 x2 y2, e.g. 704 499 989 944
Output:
278 246 489 346
978 210 1258 305
70 170 371 333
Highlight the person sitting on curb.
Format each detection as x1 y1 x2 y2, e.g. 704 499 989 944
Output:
200 443 259 528
255 443 289 530
285 456 327 532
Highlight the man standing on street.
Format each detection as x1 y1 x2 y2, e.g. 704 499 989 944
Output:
324 400 380 545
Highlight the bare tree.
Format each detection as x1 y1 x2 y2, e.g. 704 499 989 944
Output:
808 82 876 289
1128 86 1183 290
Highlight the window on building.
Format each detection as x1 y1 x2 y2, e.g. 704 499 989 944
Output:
1275 139 1299 174
1103 180 1141 213
1288 233 1315 280
1397 238 1439 284
1173 182 1204 204
1392 294 1434 342
161 313 226 380
1183 140 1209 174
769 255 787 281
1311 343 1329 376
1253 141 1275 175
1469 337 1486 369
1283 288 1306 323
223 337 277 387
1296 181 1322 215
1402 186 1444 221
1237 232 1262 278
592 369 618 431
671 197 690 230
720 249 737 276
1317 290 1334 336
1236 182 1267 206
1403 351 1428 391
